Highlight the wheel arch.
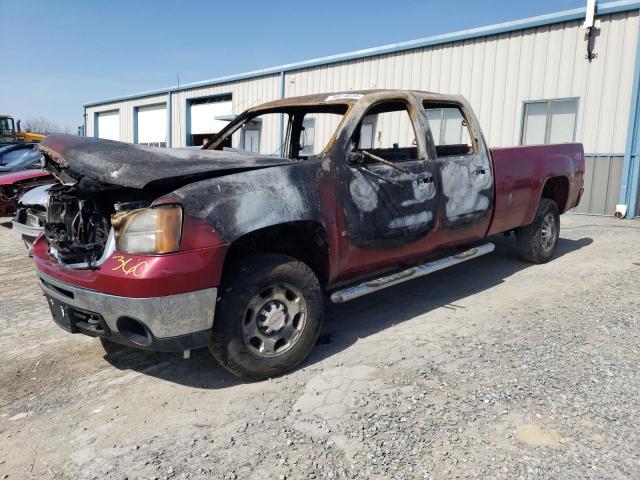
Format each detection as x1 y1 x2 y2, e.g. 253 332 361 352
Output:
220 220 330 287
540 175 570 213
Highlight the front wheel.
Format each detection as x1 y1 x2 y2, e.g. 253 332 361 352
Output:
210 253 324 381
516 198 560 263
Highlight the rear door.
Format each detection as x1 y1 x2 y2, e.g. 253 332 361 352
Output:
423 100 494 237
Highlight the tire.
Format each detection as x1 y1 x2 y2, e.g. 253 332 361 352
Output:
516 198 560 264
210 253 324 381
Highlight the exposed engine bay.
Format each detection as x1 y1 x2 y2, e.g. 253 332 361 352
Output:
44 178 149 266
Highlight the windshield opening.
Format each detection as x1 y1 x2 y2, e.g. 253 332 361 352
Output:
206 104 349 160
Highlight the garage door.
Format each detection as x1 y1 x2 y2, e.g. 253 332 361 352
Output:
189 97 232 146
96 110 120 141
137 104 167 147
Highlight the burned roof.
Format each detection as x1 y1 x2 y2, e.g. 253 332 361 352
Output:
250 89 461 112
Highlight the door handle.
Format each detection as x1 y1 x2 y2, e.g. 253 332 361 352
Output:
474 166 486 175
415 174 434 186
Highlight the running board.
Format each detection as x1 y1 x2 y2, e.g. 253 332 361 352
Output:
330 243 495 303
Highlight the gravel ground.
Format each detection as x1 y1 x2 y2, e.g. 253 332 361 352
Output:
0 214 639 480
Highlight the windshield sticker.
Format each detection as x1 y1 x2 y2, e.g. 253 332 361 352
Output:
325 93 364 101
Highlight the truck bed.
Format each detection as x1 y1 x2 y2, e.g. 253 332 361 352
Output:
487 143 585 236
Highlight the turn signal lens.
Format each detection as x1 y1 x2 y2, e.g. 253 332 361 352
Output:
113 205 182 254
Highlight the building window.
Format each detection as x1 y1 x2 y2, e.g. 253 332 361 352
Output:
358 115 376 149
521 98 578 145
301 117 315 155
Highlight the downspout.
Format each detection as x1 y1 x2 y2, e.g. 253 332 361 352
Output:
83 107 87 137
279 71 285 157
167 90 172 148
618 10 640 218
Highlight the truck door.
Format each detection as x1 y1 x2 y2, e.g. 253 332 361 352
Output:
338 98 439 254
423 101 494 240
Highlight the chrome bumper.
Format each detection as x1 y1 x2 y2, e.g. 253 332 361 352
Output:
11 220 43 238
38 271 217 340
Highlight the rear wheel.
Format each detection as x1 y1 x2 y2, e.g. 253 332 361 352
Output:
516 198 560 263
210 253 323 381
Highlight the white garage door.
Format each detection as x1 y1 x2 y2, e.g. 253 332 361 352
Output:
190 100 233 135
96 110 120 141
137 104 167 146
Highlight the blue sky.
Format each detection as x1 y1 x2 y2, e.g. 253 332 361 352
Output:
1 0 586 131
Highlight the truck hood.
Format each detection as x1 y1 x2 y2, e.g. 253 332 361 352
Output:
37 135 294 189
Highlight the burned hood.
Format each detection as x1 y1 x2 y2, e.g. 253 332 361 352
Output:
37 134 293 189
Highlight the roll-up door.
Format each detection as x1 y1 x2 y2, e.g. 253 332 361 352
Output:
137 104 167 147
189 96 232 146
96 110 120 141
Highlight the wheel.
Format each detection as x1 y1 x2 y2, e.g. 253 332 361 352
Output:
210 253 324 381
516 198 560 263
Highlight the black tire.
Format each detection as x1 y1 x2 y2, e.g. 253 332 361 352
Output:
210 253 324 381
516 198 560 263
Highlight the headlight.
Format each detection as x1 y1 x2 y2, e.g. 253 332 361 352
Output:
113 205 182 254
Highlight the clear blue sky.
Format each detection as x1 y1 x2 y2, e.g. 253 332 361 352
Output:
1 0 586 132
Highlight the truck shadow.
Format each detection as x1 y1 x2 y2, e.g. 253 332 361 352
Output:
103 233 592 388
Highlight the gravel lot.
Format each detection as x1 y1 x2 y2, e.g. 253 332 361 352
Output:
1 214 639 480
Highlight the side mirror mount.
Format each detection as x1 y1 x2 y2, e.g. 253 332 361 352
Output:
347 150 365 166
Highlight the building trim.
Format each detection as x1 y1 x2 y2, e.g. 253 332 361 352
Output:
82 1 640 108
167 92 172 148
619 11 640 217
279 71 285 157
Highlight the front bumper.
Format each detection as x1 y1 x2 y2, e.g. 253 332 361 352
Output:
38 271 217 352
11 219 43 239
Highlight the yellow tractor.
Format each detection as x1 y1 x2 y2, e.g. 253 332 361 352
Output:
0 115 45 144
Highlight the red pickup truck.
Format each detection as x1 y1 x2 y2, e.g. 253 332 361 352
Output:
34 90 584 380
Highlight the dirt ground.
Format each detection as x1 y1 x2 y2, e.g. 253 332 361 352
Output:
0 214 639 480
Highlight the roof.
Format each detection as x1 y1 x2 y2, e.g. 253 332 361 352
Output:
83 0 640 108
251 89 455 110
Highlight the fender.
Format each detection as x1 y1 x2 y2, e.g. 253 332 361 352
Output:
167 159 326 245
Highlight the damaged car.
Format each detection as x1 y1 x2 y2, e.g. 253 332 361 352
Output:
33 90 585 380
0 169 53 216
12 184 52 252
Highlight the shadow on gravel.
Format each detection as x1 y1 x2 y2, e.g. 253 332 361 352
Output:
103 233 592 388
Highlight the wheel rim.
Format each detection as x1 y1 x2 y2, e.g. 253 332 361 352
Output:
242 283 307 358
540 212 557 253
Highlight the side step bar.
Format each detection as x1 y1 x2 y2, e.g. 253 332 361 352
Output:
330 243 495 303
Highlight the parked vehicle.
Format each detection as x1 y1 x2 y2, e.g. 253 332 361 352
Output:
0 169 53 216
0 149 43 174
0 142 38 166
12 184 51 253
0 115 45 144
33 90 585 380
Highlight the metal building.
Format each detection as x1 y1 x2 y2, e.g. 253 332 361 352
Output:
84 0 640 217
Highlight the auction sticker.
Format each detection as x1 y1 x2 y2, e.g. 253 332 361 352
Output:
325 93 364 101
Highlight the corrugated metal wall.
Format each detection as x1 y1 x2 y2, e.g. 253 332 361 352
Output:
285 10 638 154
84 10 639 215
86 94 167 144
572 155 624 215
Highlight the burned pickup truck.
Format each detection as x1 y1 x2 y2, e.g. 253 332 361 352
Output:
33 90 585 380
